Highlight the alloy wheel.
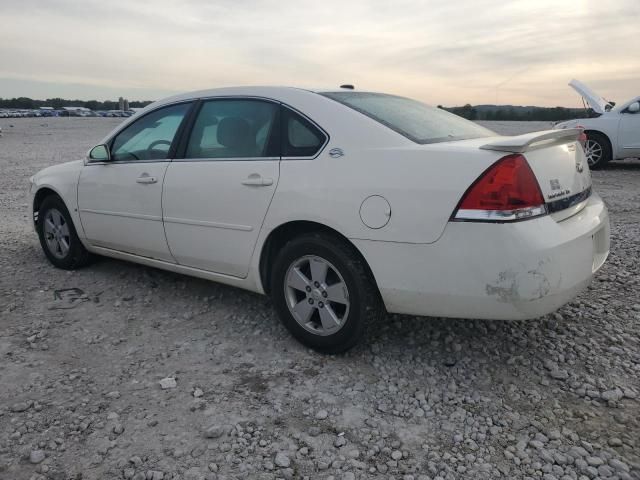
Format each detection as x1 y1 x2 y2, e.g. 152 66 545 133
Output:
284 255 350 336
584 139 602 166
43 208 71 259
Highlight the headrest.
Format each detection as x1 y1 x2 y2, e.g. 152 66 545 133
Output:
217 117 253 149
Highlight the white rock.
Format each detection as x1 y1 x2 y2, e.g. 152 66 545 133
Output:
315 409 329 420
29 450 46 464
159 377 177 389
275 451 291 468
609 458 630 472
204 424 224 439
549 369 569 380
601 389 623 402
183 467 203 480
586 456 604 466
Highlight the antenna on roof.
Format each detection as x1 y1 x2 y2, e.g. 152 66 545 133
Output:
340 84 355 90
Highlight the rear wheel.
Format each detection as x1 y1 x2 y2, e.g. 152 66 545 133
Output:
270 232 382 353
584 132 611 169
37 195 93 269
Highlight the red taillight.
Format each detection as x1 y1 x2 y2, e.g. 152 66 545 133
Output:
577 127 587 145
453 154 547 222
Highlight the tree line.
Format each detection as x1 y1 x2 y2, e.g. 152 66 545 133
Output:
0 97 153 110
1 96 593 121
439 104 593 121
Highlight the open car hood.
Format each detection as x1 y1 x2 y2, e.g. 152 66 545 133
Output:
569 79 612 114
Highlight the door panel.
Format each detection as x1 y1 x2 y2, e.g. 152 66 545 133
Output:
162 161 279 276
77 102 192 260
162 98 281 277
619 109 640 157
78 163 174 261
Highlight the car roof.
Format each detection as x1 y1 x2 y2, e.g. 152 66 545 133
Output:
97 85 411 150
152 86 373 107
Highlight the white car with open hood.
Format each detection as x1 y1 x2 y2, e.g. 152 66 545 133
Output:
29 86 610 352
556 79 640 168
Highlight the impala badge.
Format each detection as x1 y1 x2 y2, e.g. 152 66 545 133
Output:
329 148 344 158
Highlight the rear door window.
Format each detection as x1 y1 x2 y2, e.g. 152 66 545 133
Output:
185 99 279 159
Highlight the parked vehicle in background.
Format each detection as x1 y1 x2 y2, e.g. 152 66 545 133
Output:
0 107 137 118
556 79 640 168
29 86 609 352
105 110 131 117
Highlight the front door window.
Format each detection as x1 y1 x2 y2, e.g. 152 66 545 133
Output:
111 103 191 161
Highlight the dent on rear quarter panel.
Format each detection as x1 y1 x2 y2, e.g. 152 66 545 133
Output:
485 257 561 306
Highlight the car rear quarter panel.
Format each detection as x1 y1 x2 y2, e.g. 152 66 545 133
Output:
265 142 501 245
352 193 609 319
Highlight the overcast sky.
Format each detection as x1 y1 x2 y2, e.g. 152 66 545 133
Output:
1 0 638 106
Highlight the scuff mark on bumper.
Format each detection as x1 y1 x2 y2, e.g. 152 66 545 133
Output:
486 258 559 304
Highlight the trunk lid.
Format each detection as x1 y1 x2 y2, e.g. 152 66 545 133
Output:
479 129 592 219
569 79 612 114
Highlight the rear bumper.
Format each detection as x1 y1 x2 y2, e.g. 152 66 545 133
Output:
353 193 610 320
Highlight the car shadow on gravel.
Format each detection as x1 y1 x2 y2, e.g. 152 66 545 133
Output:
360 312 555 359
605 160 640 170
17 242 591 374
80 256 556 360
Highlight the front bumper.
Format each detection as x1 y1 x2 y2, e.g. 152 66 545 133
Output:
353 193 610 320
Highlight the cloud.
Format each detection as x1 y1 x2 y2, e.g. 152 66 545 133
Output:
0 0 638 106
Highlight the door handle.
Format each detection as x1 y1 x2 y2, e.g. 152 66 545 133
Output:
242 174 273 186
136 175 157 184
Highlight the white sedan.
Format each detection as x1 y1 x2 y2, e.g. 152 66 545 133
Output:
556 79 640 168
30 86 610 352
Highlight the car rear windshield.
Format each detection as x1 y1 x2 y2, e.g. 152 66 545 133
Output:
320 92 494 144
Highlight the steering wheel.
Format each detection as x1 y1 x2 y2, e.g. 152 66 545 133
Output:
148 140 171 150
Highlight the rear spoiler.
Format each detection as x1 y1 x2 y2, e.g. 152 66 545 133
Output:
480 128 583 153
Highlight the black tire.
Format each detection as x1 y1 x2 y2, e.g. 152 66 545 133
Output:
270 231 383 354
36 195 93 270
585 132 611 169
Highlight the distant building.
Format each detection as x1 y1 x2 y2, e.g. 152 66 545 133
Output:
119 97 124 111
61 106 93 117
61 106 91 112
123 99 130 111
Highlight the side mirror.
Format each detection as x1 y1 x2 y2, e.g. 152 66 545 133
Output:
628 102 640 113
89 144 111 161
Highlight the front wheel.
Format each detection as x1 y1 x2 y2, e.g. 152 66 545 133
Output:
584 132 611 169
270 232 383 353
36 195 93 269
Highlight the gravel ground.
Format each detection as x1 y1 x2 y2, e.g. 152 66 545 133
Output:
1 118 639 480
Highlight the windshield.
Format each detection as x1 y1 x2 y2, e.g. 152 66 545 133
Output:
613 96 639 113
321 92 494 144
